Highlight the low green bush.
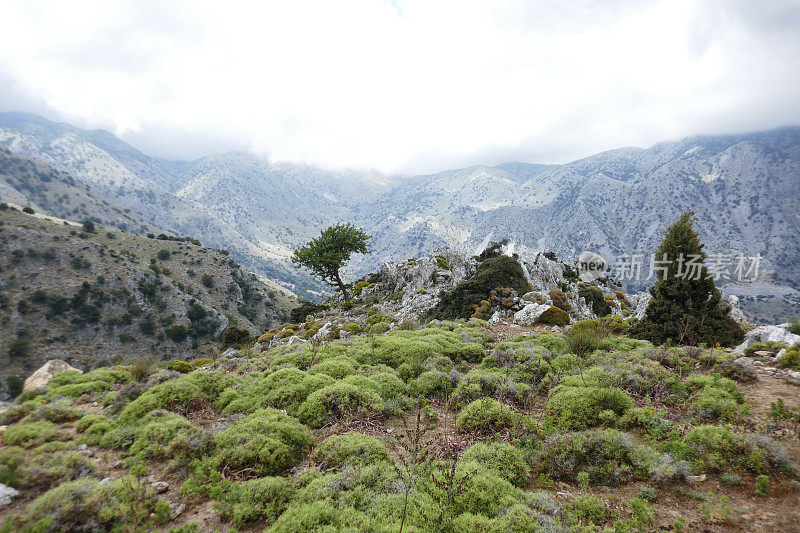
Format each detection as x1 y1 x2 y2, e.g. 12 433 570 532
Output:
545 386 633 430
455 398 528 433
312 432 390 469
1 476 162 532
539 306 570 326
461 442 529 487
533 429 672 486
213 476 294 527
683 425 790 473
297 382 384 428
3 420 61 447
212 409 312 478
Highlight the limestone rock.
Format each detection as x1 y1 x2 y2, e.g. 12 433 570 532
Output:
733 325 800 355
633 293 652 320
513 303 550 326
785 370 800 386
0 484 19 506
219 348 241 360
22 360 81 394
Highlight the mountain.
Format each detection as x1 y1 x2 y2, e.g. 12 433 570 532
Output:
1 112 799 319
0 205 296 398
0 146 158 234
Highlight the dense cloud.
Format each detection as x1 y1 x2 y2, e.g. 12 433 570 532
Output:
1 0 799 173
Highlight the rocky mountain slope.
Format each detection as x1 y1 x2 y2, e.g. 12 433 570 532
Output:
0 206 296 399
0 146 158 235
1 113 798 319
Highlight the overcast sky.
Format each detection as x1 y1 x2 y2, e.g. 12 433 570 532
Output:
1 0 799 174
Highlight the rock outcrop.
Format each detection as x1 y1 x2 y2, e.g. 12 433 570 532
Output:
22 360 82 394
733 325 800 355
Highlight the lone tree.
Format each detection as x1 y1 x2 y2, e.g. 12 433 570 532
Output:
292 223 370 300
631 212 743 347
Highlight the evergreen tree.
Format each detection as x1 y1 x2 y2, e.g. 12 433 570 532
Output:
292 223 371 300
631 212 743 347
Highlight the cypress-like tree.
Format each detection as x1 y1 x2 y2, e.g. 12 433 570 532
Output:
631 212 743 347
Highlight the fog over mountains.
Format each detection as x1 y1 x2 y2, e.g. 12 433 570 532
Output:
1 112 799 318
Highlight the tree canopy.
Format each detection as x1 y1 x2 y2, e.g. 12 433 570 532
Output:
291 223 370 300
631 211 743 347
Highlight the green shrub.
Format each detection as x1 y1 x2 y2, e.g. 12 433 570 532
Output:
578 285 611 317
219 368 333 416
214 476 294 527
307 357 357 379
2 476 161 532
426 256 530 320
539 306 570 326
369 322 390 334
312 432 390 469
779 343 800 370
564 319 605 356
3 421 60 447
720 472 740 486
566 495 612 526
755 475 769 496
461 442 529 487
409 370 453 398
116 370 235 424
455 398 527 433
533 429 665 486
545 386 633 430
637 486 657 502
212 409 312 478
298 382 384 428
683 425 790 473
598 314 629 333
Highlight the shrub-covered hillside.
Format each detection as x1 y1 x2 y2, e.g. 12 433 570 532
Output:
1 309 798 531
0 207 295 398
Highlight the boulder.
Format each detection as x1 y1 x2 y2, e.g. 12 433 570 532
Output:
219 348 241 360
733 325 800 355
513 303 550 326
633 293 652 320
728 357 758 381
22 360 81 394
0 484 19 506
725 294 746 323
785 370 800 386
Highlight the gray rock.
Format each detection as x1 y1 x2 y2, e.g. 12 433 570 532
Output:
170 503 186 519
733 325 800 355
286 335 307 346
220 348 241 359
0 484 19 506
633 293 652 320
513 303 550 326
150 481 169 493
785 370 800 386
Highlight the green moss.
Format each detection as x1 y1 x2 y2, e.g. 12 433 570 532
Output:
312 432 390 469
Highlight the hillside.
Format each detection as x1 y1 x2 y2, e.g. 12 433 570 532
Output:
0 206 296 399
0 146 159 235
1 113 799 319
0 245 798 531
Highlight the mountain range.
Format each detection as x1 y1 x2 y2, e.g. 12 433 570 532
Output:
1 112 799 320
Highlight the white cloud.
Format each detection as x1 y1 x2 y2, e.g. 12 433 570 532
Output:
1 0 799 173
